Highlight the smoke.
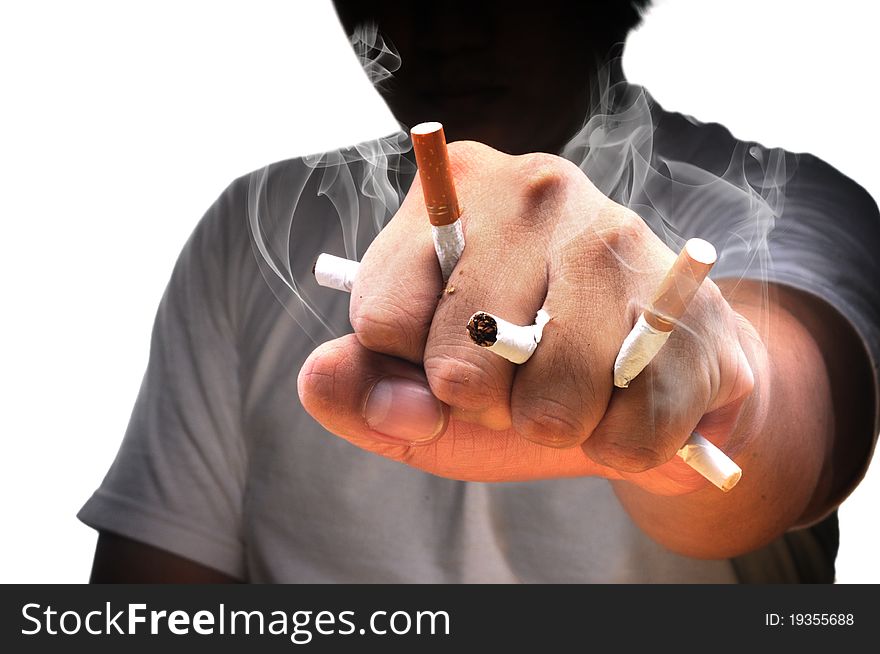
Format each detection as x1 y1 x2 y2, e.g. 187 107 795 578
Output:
562 67 791 342
248 27 791 350
248 25 414 342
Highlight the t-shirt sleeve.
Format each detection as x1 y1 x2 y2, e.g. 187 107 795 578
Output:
78 177 250 579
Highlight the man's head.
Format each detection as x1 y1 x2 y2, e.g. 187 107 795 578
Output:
333 1 651 154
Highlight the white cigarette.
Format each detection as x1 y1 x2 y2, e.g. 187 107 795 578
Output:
466 310 551 364
613 314 671 388
677 432 742 492
313 253 359 293
312 239 463 293
614 238 717 388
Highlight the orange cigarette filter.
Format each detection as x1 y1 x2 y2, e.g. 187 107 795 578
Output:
410 122 460 227
645 238 717 332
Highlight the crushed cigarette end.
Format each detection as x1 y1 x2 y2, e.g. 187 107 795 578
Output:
466 309 550 364
467 312 498 347
676 432 743 492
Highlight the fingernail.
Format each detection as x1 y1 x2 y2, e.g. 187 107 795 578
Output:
364 377 447 444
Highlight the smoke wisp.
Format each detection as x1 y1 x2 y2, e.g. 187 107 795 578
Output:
248 26 791 357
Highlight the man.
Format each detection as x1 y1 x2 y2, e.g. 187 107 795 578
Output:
81 1 878 582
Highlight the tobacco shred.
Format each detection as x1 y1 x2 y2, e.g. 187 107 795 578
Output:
467 312 498 346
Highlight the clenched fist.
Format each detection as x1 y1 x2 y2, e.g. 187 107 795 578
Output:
298 142 764 497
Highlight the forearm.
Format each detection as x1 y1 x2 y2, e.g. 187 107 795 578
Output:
610 280 835 559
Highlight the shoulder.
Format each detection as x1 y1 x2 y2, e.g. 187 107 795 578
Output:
651 96 878 218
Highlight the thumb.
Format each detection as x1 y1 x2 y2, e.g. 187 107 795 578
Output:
298 334 450 451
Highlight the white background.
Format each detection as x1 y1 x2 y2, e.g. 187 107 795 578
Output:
0 0 877 582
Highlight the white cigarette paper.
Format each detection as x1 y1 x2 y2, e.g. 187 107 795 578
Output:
613 314 671 388
314 220 463 293
467 310 550 364
432 221 465 283
677 432 742 492
614 238 717 390
313 253 359 293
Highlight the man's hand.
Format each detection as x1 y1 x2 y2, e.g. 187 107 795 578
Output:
298 141 850 558
298 142 762 497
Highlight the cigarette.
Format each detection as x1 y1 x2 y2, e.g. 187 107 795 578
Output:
313 253 359 293
677 432 742 492
466 310 551 364
314 121 464 291
411 121 465 283
613 238 717 388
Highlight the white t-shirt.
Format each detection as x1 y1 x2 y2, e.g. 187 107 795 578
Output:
78 90 880 582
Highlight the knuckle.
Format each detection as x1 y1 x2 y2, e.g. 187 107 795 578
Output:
517 151 564 173
615 206 647 242
445 140 496 175
424 354 506 412
518 151 578 176
512 396 588 449
350 295 427 357
517 153 579 207
554 204 647 295
591 204 647 253
502 153 584 236
584 416 682 472
584 428 673 473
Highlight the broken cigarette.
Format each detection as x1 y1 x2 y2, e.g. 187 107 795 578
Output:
466 310 551 364
314 121 464 291
411 121 465 283
313 253 359 293
613 238 718 388
678 432 742 492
